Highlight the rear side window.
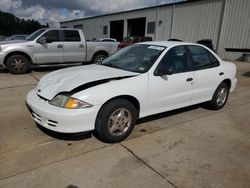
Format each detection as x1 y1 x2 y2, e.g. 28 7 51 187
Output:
63 30 81 41
41 30 60 43
188 46 219 70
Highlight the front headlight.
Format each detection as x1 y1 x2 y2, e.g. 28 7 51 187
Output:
49 94 93 109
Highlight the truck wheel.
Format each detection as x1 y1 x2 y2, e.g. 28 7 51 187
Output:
93 54 107 64
6 54 30 74
94 99 137 143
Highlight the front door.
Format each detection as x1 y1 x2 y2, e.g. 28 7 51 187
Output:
33 30 64 64
147 45 194 115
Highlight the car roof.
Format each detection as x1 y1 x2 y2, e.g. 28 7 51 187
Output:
140 41 203 48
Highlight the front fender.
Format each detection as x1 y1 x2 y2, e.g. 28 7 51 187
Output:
72 74 148 116
1 44 34 63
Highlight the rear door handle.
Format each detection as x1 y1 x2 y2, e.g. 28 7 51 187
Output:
57 44 63 48
79 44 85 48
186 78 193 82
219 72 224 76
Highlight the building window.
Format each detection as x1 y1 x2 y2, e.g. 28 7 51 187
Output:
147 22 155 34
103 25 108 35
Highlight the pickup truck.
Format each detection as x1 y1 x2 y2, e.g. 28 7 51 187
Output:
0 29 119 74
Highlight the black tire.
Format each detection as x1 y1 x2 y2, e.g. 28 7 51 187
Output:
207 82 229 110
6 54 29 74
92 54 107 64
94 99 138 143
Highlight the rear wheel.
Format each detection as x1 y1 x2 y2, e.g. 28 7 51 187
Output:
207 82 229 110
94 99 137 143
92 54 107 64
6 54 29 74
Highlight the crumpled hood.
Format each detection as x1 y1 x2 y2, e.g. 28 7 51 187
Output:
36 64 139 100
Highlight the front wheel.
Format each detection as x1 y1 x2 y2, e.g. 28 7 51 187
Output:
6 54 30 74
94 99 138 143
207 82 229 110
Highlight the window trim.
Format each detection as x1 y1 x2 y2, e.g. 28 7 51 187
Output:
154 45 192 76
186 45 220 71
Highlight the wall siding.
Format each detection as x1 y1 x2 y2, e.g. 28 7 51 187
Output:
172 0 223 48
60 0 250 60
218 0 250 59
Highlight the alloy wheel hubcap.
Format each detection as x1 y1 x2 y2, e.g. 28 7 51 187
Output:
96 56 105 64
108 108 132 136
11 58 25 71
216 88 228 106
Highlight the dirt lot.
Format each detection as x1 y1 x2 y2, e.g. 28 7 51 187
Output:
0 62 250 188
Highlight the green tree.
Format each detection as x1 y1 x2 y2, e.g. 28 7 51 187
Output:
0 11 47 36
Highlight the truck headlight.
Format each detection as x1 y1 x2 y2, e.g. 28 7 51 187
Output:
49 94 93 109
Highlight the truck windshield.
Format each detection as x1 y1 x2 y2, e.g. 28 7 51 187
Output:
26 29 46 41
101 44 166 73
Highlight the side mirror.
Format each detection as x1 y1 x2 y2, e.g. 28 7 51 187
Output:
37 37 46 44
155 67 174 76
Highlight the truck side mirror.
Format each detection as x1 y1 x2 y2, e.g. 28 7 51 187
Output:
37 37 46 44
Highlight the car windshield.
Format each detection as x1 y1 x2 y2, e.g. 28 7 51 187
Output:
101 44 166 73
26 29 46 41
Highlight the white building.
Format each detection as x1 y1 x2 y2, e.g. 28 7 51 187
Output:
60 0 250 60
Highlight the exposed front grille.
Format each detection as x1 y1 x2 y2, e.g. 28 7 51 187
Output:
32 112 42 123
26 101 58 127
46 120 58 127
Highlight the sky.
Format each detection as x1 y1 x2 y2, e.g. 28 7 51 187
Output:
0 0 183 27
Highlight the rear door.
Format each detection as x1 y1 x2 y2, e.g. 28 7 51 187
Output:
62 30 86 63
187 45 223 104
33 30 63 64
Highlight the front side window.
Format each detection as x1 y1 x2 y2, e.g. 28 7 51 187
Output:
101 44 166 73
188 45 219 70
63 30 81 41
41 30 60 43
156 46 189 74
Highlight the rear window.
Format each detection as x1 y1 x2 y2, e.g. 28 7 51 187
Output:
63 30 80 42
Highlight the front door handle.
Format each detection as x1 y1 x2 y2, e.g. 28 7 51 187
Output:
186 78 193 82
79 44 85 48
57 44 63 48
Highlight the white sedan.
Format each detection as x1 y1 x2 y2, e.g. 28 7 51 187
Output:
26 41 237 143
